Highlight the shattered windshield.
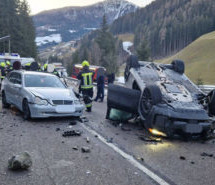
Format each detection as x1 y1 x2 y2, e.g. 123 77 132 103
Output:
24 74 66 88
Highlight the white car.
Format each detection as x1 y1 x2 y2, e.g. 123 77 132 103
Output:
1 70 84 119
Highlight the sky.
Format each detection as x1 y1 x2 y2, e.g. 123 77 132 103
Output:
27 0 154 15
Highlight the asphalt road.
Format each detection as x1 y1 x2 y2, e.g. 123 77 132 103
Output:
0 96 215 185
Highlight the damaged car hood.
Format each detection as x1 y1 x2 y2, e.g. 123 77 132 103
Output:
27 87 75 100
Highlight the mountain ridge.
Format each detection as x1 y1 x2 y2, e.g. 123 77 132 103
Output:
33 0 138 49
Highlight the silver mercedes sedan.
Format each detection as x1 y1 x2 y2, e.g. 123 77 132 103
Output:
1 70 84 119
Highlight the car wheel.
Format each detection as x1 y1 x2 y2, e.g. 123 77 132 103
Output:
140 85 162 117
2 92 10 108
209 90 215 116
23 99 31 120
171 60 185 74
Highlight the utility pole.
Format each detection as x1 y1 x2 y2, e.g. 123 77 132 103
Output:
0 35 11 54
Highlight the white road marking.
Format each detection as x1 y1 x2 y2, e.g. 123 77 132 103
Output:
81 124 170 185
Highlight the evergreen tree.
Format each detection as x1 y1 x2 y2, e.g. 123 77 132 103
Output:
0 0 37 57
136 40 150 61
96 15 118 74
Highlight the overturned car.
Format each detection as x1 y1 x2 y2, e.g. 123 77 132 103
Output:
107 55 215 137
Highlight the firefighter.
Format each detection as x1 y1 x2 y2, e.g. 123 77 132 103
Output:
38 63 42 71
5 60 13 72
43 64 48 72
24 62 31 70
0 62 6 85
77 60 94 112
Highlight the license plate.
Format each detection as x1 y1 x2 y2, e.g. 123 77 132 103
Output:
56 105 75 113
185 124 202 133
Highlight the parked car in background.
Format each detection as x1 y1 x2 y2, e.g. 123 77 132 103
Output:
1 70 84 119
107 56 215 137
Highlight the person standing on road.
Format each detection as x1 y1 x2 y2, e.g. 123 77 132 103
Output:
107 73 115 84
94 67 105 102
0 62 6 81
78 60 94 112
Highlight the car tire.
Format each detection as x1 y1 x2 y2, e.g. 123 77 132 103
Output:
139 85 162 117
23 99 31 120
209 90 215 116
124 55 140 81
2 92 10 108
171 60 185 74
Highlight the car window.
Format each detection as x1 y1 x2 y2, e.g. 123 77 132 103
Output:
15 73 22 85
8 72 16 84
8 72 22 85
24 74 66 88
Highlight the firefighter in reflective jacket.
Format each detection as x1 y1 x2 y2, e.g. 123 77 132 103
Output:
6 61 13 72
77 60 94 112
0 62 6 81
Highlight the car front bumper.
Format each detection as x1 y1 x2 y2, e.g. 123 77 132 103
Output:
28 103 84 118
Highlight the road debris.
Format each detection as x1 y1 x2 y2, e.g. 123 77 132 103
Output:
107 137 113 143
56 128 60 132
72 146 78 150
137 157 144 162
139 135 162 143
180 156 186 160
200 152 213 158
86 137 90 143
81 147 90 153
62 130 82 137
8 152 32 170
86 171 91 174
69 121 77 126
79 116 89 123
190 161 195 164
121 126 131 131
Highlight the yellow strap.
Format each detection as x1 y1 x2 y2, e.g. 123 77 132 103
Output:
82 72 93 87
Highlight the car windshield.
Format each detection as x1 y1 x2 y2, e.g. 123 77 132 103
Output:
24 74 66 88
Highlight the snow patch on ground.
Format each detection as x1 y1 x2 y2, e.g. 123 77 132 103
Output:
84 28 97 31
116 76 125 84
36 34 62 46
48 29 57 32
123 41 133 55
69 30 77 33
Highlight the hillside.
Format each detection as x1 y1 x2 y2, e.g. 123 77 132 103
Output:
111 0 215 58
158 31 215 85
33 0 138 49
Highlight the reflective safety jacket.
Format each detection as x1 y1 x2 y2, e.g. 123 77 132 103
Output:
77 67 94 89
0 66 6 79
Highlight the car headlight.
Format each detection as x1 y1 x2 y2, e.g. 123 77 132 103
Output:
34 97 48 106
74 100 80 105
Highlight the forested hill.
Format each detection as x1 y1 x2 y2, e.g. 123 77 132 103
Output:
0 0 37 58
110 0 215 58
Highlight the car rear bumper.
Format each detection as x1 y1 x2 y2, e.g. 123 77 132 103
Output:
173 121 211 134
28 103 84 118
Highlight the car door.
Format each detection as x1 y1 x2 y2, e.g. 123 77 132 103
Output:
13 72 23 109
5 72 17 104
106 84 141 121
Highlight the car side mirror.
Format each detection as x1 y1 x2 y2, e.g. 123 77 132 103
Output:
14 84 22 89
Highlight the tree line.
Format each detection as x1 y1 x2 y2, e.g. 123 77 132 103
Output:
110 0 215 58
0 0 37 58
70 15 120 74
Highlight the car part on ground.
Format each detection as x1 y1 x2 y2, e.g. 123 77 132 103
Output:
107 58 214 137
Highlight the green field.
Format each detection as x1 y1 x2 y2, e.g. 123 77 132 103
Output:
117 33 134 42
158 31 215 85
